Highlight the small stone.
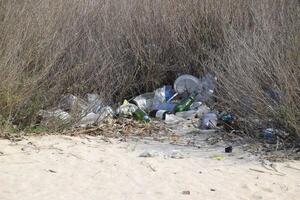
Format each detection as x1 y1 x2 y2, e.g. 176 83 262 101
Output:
139 150 157 158
182 191 190 195
210 189 216 192
170 150 184 159
225 146 233 153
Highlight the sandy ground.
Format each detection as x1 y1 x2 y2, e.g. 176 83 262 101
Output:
0 135 300 200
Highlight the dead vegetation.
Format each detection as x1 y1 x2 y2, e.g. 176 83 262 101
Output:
64 118 168 138
0 0 299 135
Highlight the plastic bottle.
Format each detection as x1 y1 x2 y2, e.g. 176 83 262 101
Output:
149 110 170 120
201 112 218 129
173 92 197 113
133 108 150 122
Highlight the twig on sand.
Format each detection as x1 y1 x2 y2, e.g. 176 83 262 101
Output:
92 170 102 178
48 169 57 173
141 161 156 172
2 161 39 165
101 137 113 144
73 128 100 135
249 168 285 176
260 160 286 176
249 168 266 173
68 153 86 160
285 164 300 171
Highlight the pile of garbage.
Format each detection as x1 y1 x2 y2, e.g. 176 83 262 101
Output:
39 74 288 141
37 74 241 133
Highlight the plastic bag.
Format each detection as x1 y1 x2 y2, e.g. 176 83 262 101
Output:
152 85 175 110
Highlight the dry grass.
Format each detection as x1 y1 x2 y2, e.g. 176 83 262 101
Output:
0 0 299 135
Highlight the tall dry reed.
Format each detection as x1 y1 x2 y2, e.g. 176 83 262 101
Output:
0 0 299 134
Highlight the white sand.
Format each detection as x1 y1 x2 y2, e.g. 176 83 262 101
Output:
0 135 299 200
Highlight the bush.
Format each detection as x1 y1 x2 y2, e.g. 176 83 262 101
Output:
0 0 299 135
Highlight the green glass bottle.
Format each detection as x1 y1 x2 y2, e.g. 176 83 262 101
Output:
133 108 150 122
173 92 197 113
149 110 171 120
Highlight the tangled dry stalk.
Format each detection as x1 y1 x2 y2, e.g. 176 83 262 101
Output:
0 0 299 135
